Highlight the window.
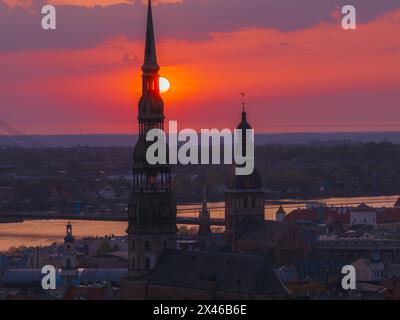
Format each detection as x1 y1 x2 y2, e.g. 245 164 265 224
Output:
243 198 248 208
145 257 151 269
252 197 256 208
131 240 135 251
132 257 135 268
145 241 150 251
163 240 168 247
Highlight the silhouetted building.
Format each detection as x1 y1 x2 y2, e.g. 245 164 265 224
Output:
276 205 286 222
198 186 211 237
121 0 292 300
236 221 309 266
225 108 265 250
144 249 289 300
126 0 177 280
61 222 78 288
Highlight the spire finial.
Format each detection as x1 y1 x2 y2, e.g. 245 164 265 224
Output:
143 0 159 72
240 92 246 112
240 92 247 120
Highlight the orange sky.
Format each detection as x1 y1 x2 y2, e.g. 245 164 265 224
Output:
0 1 399 134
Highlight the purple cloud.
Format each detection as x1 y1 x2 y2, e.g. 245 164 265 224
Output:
0 0 399 51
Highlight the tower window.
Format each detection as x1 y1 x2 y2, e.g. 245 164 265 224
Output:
252 197 256 208
132 257 136 268
243 198 248 208
145 241 150 251
145 257 151 269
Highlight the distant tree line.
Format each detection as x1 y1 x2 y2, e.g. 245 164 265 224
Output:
1 142 400 205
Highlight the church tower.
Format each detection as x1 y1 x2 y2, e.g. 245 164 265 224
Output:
127 0 177 280
61 221 77 288
198 185 211 237
225 106 265 249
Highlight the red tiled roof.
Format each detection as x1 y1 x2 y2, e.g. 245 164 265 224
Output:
286 206 400 224
284 207 350 223
377 208 400 224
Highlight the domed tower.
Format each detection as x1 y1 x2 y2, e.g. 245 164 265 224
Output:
127 0 177 280
225 106 265 250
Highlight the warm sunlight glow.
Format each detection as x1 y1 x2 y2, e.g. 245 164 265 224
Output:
159 77 171 94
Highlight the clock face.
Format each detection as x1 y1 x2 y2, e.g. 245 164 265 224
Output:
244 177 254 188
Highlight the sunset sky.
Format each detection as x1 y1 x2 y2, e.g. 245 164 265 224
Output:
0 0 399 134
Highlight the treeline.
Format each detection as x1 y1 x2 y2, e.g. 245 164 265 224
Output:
1 142 400 203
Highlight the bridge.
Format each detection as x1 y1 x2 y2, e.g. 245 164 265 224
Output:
0 211 226 226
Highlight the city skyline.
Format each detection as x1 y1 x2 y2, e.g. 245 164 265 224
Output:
2 0 400 303
0 0 399 134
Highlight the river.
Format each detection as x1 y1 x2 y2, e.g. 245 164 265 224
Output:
0 195 399 252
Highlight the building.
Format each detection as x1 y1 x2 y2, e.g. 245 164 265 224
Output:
350 203 377 228
275 205 286 222
311 238 400 263
61 222 78 289
352 254 385 283
224 107 265 250
126 0 177 281
223 109 308 265
286 199 400 232
285 205 350 226
97 185 116 200
197 186 211 237
394 197 400 209
146 249 289 300
236 221 309 266
120 0 290 300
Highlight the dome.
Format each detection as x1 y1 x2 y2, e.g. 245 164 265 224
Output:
236 110 252 131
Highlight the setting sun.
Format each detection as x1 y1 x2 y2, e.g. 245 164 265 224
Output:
159 77 170 94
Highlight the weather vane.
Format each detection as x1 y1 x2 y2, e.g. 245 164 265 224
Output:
240 92 246 112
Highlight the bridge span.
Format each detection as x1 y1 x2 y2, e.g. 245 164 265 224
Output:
0 212 226 226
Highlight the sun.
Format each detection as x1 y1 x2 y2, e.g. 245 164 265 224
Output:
159 77 171 94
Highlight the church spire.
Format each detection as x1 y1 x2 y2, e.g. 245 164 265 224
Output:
198 185 211 237
143 0 159 73
128 0 177 280
201 185 208 214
